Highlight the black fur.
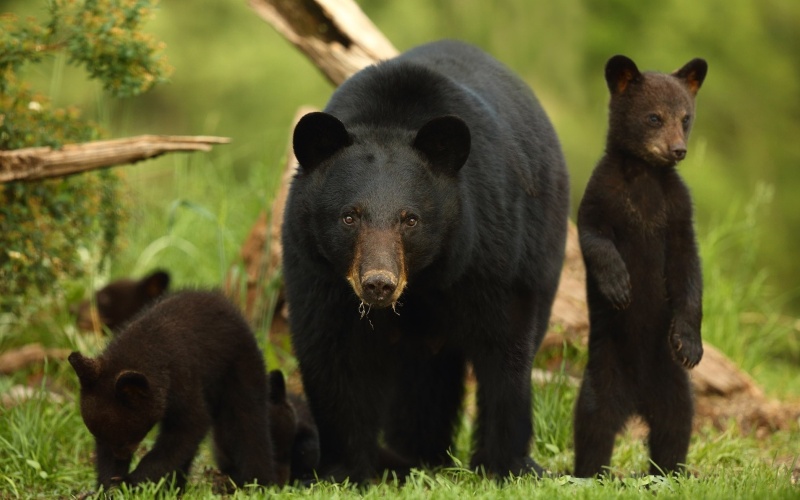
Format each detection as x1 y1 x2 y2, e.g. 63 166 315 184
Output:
282 40 570 481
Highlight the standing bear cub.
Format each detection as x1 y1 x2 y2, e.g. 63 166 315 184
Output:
282 39 570 481
69 290 277 490
573 55 708 477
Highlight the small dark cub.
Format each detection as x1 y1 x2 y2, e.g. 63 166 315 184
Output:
573 55 707 477
267 370 320 484
74 270 170 333
69 290 277 490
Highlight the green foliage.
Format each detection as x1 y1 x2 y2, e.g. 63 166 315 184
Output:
700 184 800 396
0 0 171 324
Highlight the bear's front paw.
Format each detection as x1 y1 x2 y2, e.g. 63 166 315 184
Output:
669 319 703 368
598 269 632 310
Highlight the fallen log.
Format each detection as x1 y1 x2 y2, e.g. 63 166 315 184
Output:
0 135 230 183
0 343 71 375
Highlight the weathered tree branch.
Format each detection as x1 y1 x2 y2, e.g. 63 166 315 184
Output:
0 135 231 183
0 343 70 375
248 0 398 86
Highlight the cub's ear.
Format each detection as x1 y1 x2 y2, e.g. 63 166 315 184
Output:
413 115 471 176
68 352 100 387
268 369 287 404
293 112 352 173
605 55 642 95
115 370 150 405
673 58 708 96
140 270 170 299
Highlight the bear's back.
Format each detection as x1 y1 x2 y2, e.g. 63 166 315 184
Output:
100 290 259 383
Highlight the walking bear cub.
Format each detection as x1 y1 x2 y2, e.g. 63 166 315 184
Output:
573 55 708 477
69 290 277 490
282 39 570 481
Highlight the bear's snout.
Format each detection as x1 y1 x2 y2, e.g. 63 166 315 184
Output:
361 270 398 306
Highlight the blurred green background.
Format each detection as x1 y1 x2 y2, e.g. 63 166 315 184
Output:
4 0 799 311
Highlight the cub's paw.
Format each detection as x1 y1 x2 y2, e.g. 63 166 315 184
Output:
669 320 703 368
598 269 632 310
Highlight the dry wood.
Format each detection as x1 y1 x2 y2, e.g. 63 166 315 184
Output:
0 135 230 183
0 343 71 375
248 0 398 86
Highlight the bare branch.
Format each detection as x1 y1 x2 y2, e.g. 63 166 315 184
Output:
0 135 231 183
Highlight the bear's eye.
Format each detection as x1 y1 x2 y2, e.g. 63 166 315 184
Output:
405 215 419 228
681 115 691 127
342 214 357 225
647 114 662 126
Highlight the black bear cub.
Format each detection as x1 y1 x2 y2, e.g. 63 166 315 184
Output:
573 55 708 477
69 290 277 490
267 370 320 484
74 270 170 333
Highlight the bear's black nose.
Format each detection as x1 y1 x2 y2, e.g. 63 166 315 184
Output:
361 272 397 306
671 147 687 160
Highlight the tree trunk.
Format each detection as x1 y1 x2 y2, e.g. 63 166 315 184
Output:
248 0 398 86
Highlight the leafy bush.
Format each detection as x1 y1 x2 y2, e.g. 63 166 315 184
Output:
0 0 171 323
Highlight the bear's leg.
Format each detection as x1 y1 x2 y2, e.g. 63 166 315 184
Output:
572 363 631 478
469 341 538 477
643 364 693 475
213 360 277 487
468 290 560 478
300 347 386 483
126 391 210 488
94 440 133 489
383 346 466 470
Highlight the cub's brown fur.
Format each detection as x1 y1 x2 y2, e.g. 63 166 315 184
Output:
74 270 170 333
69 290 277 490
573 55 707 477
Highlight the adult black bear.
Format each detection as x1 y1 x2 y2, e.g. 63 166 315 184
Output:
282 39 570 481
69 290 277 490
74 270 170 333
573 55 707 477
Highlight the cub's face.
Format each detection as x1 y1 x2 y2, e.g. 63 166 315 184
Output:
611 74 698 166
69 352 164 459
293 113 469 309
605 55 707 166
80 390 158 459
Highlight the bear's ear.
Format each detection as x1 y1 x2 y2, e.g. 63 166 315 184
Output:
268 369 287 404
672 58 708 96
293 112 352 173
140 270 170 299
114 370 150 405
413 115 471 176
605 55 642 95
68 352 100 387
